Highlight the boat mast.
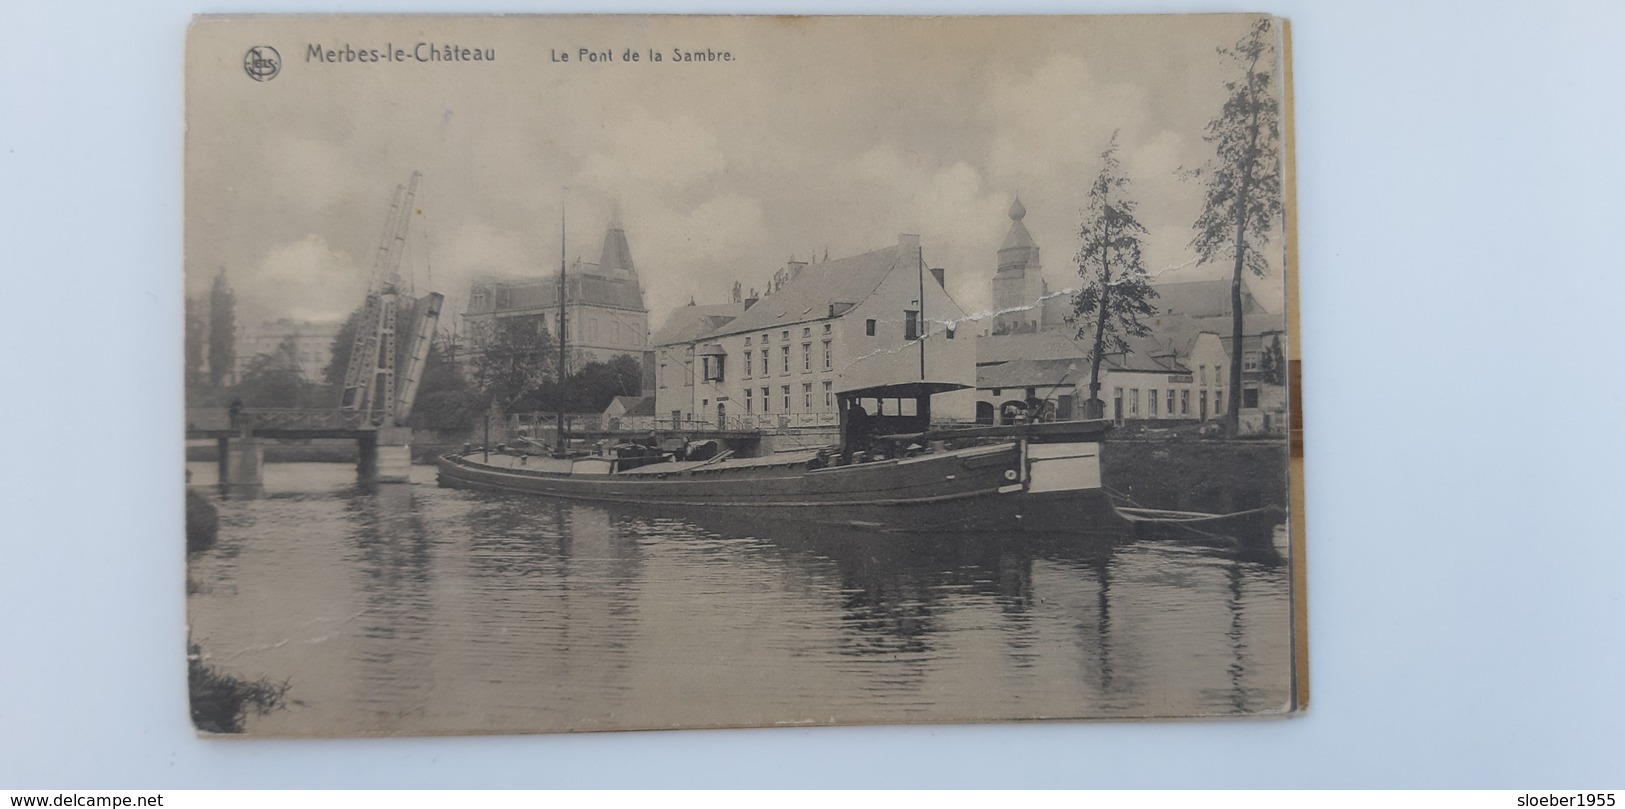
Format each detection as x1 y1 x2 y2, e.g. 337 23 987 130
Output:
917 245 927 382
556 208 568 456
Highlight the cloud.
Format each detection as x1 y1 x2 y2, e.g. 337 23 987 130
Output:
259 135 365 214
429 222 536 316
576 110 726 197
237 235 366 324
983 55 1150 187
634 193 768 317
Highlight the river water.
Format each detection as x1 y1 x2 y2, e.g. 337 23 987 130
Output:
185 461 1297 735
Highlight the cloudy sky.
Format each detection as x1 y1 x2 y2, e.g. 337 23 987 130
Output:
186 14 1284 333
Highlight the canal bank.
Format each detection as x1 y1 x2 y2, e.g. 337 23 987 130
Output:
1102 437 1290 514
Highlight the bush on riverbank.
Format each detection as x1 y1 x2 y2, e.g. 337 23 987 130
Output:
188 642 289 734
185 489 218 554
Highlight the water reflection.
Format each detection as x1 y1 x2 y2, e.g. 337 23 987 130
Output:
185 463 1294 735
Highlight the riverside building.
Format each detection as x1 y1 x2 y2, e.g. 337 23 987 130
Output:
652 234 977 435
461 209 651 367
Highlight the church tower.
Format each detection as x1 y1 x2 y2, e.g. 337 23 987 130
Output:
991 197 1048 333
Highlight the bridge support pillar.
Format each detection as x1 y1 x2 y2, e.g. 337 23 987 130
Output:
219 436 265 499
376 427 413 483
357 427 414 484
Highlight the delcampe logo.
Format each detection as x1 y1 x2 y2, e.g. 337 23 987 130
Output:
243 46 281 81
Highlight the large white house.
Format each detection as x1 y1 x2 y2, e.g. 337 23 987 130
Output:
653 233 977 431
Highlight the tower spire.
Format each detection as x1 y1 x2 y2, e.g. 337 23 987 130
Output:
597 201 637 281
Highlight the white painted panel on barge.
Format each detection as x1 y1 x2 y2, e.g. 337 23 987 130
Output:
572 458 613 475
1026 442 1101 493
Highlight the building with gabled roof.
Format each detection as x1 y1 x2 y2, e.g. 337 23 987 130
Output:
1151 276 1276 320
974 329 1229 426
653 233 977 432
461 210 650 368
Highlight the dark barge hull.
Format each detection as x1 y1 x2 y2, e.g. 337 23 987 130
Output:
436 438 1123 535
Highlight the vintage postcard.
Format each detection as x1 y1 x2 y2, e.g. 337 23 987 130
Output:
184 13 1304 736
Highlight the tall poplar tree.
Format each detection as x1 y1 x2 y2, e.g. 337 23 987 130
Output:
207 269 236 388
1189 17 1283 435
184 295 206 393
1071 133 1158 419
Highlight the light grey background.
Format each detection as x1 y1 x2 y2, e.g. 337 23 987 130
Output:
3 0 1622 788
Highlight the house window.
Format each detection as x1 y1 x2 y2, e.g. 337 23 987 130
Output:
782 330 789 341
904 310 920 341
802 343 811 372
823 323 832 334
744 350 753 377
823 380 833 407
745 336 752 346
782 385 791 411
865 319 877 336
1199 365 1207 385
702 355 725 382
822 340 832 370
1167 389 1175 415
1113 387 1124 423
803 383 812 408
1149 390 1159 417
780 345 790 374
761 387 771 413
1244 352 1260 371
659 363 668 388
760 351 768 376
1215 390 1224 414
1181 390 1190 415
802 327 811 338
1217 364 1224 385
1244 387 1260 408
762 333 769 345
745 388 753 413
1130 389 1139 416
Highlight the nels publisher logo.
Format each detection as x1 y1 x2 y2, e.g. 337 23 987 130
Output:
243 46 281 81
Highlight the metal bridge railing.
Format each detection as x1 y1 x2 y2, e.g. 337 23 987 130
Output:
186 408 374 433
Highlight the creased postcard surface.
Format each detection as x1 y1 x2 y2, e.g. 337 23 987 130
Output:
184 14 1302 737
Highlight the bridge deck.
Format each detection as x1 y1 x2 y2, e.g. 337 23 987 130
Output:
185 408 379 439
